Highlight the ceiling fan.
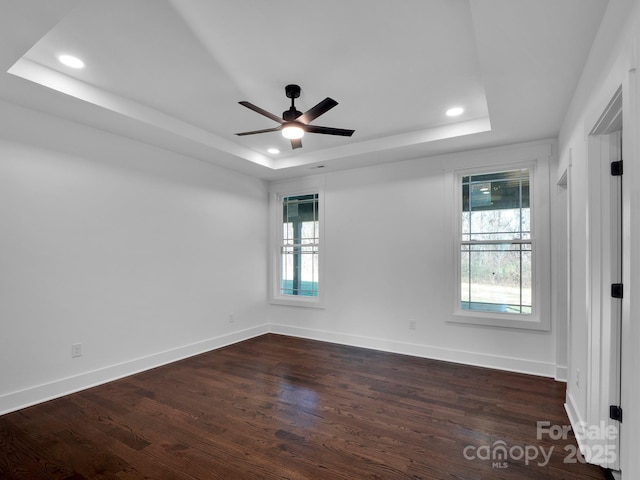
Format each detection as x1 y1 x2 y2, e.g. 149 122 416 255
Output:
235 84 355 149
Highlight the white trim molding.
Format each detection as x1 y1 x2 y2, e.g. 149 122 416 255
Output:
0 324 270 416
269 177 326 308
270 324 557 378
443 142 553 331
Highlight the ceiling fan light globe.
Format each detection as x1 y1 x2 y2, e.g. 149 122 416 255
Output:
282 124 304 139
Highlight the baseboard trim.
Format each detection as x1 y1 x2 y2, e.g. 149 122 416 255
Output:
0 324 270 416
269 324 557 378
555 365 568 382
1 323 563 416
564 392 588 452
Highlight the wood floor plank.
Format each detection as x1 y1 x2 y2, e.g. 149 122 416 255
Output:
0 334 607 479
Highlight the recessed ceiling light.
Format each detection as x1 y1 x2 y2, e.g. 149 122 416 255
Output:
446 107 464 117
268 148 280 154
58 54 85 69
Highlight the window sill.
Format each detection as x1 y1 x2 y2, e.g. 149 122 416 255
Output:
449 309 549 331
270 296 325 309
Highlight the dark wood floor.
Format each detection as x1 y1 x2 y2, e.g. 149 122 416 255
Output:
0 334 606 479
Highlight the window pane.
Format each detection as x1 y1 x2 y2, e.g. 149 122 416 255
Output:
460 169 532 315
461 247 470 303
280 194 319 297
462 169 529 212
461 211 471 242
469 208 529 241
461 243 532 314
283 222 293 244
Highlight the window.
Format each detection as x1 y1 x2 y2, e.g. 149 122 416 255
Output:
460 169 532 314
271 188 324 307
445 147 551 331
280 193 319 297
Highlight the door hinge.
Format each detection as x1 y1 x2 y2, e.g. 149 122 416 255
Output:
611 283 623 299
611 160 623 176
610 405 623 422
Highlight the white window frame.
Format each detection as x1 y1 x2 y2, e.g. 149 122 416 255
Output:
269 183 325 308
444 144 551 330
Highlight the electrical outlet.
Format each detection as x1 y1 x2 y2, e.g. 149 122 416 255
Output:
228 313 235 323
409 319 416 330
71 343 82 358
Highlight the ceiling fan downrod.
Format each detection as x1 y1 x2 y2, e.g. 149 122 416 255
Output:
284 84 302 121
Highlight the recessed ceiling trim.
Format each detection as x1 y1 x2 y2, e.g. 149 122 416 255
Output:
8 58 275 170
0 0 608 180
8 57 491 174
275 117 492 170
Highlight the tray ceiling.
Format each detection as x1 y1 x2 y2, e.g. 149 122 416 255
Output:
2 0 608 179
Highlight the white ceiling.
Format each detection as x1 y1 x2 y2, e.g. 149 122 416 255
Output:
0 0 608 180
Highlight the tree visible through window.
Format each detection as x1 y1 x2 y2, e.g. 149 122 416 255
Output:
460 169 532 314
281 193 319 297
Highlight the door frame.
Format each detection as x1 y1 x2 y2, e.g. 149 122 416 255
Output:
583 87 622 470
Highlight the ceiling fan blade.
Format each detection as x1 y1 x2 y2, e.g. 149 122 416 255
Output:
235 126 282 136
297 98 338 124
304 125 355 137
238 101 284 124
291 138 302 149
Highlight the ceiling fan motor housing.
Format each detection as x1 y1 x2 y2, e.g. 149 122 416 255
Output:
283 107 302 121
285 84 301 99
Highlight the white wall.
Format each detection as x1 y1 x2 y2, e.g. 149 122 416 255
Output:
266 141 559 377
558 0 640 477
0 100 270 414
